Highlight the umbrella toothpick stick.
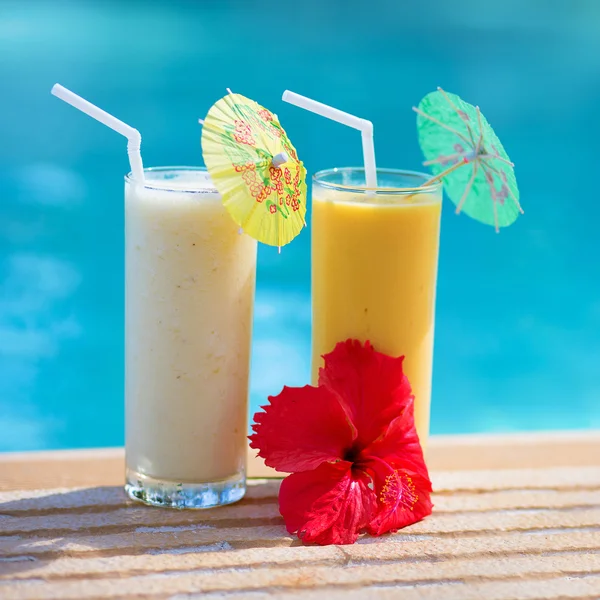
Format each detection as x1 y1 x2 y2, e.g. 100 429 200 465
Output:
272 152 289 168
437 86 477 146
412 106 471 146
403 158 467 203
490 187 500 233
483 154 514 168
422 159 466 187
507 187 524 214
475 106 484 138
423 152 464 166
455 163 479 215
482 160 524 214
481 162 501 233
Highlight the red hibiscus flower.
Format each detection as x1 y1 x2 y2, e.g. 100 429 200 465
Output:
249 340 432 546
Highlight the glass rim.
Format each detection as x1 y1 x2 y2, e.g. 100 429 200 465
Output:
312 167 441 194
125 166 218 194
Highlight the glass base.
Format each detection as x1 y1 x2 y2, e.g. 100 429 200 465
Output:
125 468 246 509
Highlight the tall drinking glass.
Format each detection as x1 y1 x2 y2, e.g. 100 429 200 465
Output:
311 168 442 445
124 167 257 508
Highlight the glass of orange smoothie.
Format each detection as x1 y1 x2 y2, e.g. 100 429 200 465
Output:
311 168 442 445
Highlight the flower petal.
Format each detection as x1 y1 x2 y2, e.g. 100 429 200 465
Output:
364 397 428 473
360 397 433 536
279 461 377 545
366 466 433 536
319 339 413 449
249 385 356 473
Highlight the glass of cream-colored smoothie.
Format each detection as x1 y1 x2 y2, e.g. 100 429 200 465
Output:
312 168 442 447
125 167 257 508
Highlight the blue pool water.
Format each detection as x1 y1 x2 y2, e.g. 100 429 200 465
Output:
1 1 599 451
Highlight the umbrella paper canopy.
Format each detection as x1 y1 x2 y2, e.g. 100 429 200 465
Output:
415 88 523 231
201 92 307 247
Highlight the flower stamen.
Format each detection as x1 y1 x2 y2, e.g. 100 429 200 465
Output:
380 471 419 512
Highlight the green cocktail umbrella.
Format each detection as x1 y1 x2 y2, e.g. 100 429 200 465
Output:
414 88 523 232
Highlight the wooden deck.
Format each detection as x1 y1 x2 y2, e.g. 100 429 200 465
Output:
0 431 599 599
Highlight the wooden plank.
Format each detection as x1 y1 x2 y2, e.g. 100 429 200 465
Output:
3 486 600 529
0 472 599 558
1 552 600 599
0 430 599 491
1 483 600 540
3 505 599 559
1 529 599 582
196 575 600 600
0 434 599 599
0 448 123 492
0 471 597 599
1 465 599 514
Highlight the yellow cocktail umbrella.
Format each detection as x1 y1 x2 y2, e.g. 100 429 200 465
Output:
201 92 307 248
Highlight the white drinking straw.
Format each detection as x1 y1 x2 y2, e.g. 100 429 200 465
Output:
282 90 377 188
51 84 145 184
